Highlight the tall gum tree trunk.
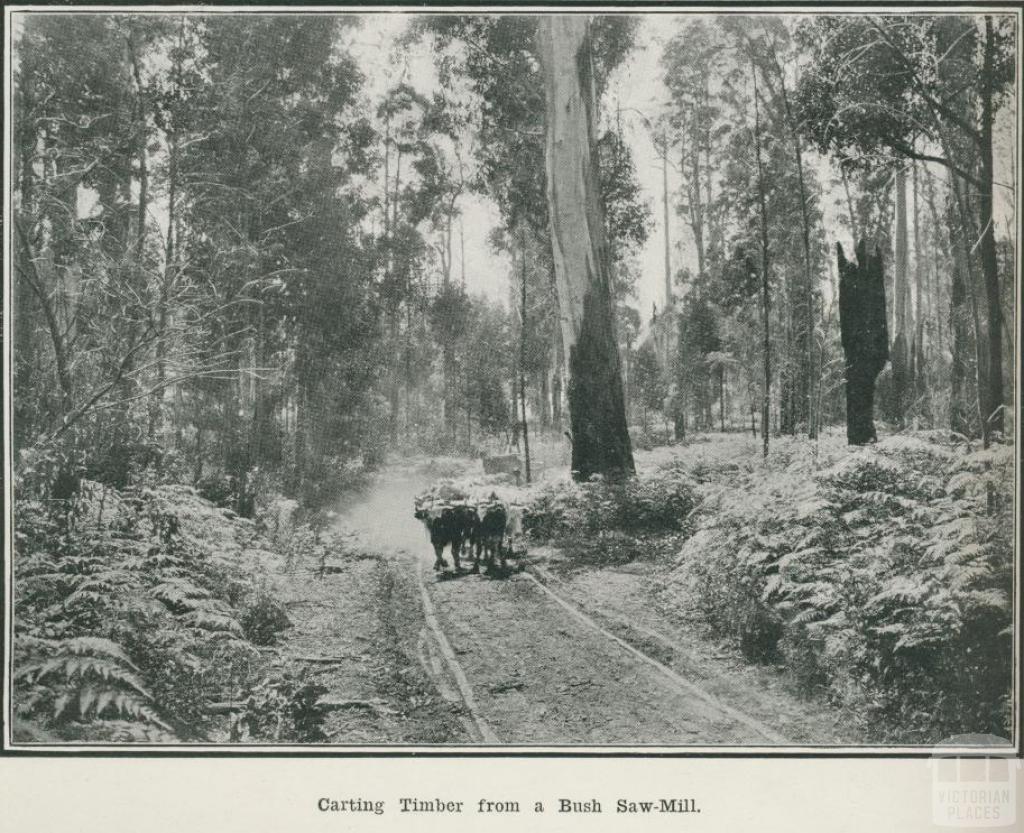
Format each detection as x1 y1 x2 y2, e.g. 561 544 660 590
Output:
978 15 1003 441
552 333 564 432
891 166 911 426
948 171 989 439
538 15 634 482
660 133 672 308
767 43 816 438
950 270 975 436
911 160 924 393
752 62 771 459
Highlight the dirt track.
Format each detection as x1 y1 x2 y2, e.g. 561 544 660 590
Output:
278 463 857 747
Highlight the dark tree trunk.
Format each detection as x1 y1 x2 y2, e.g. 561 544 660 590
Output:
948 172 988 440
565 289 632 480
443 341 455 449
14 220 75 424
540 369 551 430
780 368 796 435
13 97 37 440
293 383 309 494
193 426 204 483
674 405 686 441
719 365 725 432
978 16 1004 441
950 269 978 437
838 241 889 445
388 312 401 442
551 365 562 432
673 315 686 440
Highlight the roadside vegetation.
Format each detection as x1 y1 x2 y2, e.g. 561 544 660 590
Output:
12 449 341 744
522 430 1014 743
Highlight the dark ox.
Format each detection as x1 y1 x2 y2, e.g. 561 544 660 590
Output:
413 501 477 572
471 502 508 572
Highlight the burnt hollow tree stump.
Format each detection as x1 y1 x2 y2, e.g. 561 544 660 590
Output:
837 241 889 445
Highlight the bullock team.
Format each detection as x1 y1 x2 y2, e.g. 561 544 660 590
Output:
413 483 525 574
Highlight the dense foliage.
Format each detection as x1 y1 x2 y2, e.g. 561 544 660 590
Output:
668 433 1013 741
11 15 530 513
632 14 1016 455
12 454 331 742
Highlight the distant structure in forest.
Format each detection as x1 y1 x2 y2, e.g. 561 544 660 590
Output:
643 299 680 374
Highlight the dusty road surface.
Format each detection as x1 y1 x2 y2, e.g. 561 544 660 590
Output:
279 461 854 747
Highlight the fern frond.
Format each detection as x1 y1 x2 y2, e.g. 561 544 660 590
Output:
151 578 212 612
63 636 136 667
26 655 150 697
792 606 831 626
866 578 932 608
180 609 243 636
957 589 1010 613
761 574 783 601
777 548 824 571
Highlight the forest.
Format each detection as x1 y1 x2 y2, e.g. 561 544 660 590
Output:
8 12 1018 746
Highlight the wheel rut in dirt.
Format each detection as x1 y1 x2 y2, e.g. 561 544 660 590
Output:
425 566 781 745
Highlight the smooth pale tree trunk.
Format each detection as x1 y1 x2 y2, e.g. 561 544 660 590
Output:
552 370 562 432
701 77 717 258
923 168 948 364
752 63 771 459
150 125 176 441
661 133 672 307
889 166 912 427
910 159 929 419
538 16 634 482
440 218 457 448
519 232 532 483
687 145 706 280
